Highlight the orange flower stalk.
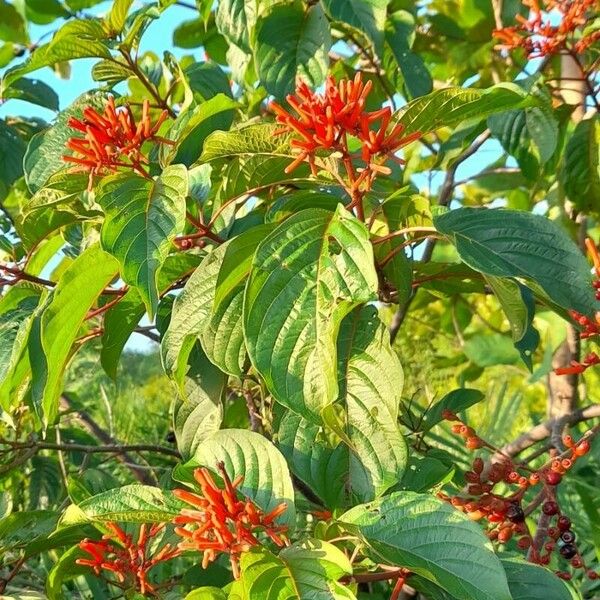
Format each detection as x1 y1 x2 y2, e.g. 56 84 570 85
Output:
173 463 288 579
555 238 600 376
76 522 180 595
493 0 600 58
63 97 172 184
270 73 421 193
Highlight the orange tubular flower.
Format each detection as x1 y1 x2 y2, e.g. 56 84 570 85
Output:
493 0 600 58
76 522 180 595
270 73 421 192
173 463 288 579
63 97 172 184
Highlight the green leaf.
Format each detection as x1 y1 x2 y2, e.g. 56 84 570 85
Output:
501 556 574 600
322 0 389 54
97 165 188 318
0 283 42 385
413 388 484 433
397 84 531 135
161 245 227 385
244 206 378 423
254 1 331 99
46 545 90 600
335 305 407 501
185 62 233 103
464 333 520 367
0 119 26 200
0 0 28 44
277 412 349 509
232 541 355 600
29 244 119 425
0 510 58 554
108 0 134 34
25 0 70 25
173 345 225 461
561 115 600 212
341 491 511 600
92 58 131 85
2 19 111 89
434 207 597 316
385 11 432 98
215 0 256 52
160 94 237 167
1 78 59 110
187 429 296 529
201 225 274 376
23 91 107 193
100 253 201 378
185 588 227 600
59 485 185 526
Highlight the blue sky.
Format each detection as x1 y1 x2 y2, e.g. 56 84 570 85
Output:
1 0 507 352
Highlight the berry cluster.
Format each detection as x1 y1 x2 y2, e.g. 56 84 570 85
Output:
172 463 288 578
76 523 180 595
63 97 172 185
440 411 597 580
555 238 600 376
271 73 421 195
493 0 600 58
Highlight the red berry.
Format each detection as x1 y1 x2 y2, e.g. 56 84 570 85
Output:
473 458 484 474
561 458 573 470
587 570 599 580
557 516 571 531
563 435 574 448
545 471 562 486
529 473 540 486
451 424 462 434
559 543 577 559
498 527 513 543
506 504 525 523
561 530 576 544
507 471 519 483
556 571 572 581
571 557 583 568
466 437 483 450
442 409 459 421
465 471 480 483
548 527 560 539
545 541 555 552
468 484 483 495
542 501 559 515
551 459 563 473
540 554 551 565
575 439 590 456
517 536 532 549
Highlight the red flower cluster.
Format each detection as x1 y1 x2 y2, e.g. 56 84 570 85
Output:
63 97 172 183
555 238 600 376
173 463 288 578
271 73 421 192
76 522 180 595
440 412 597 579
493 0 600 58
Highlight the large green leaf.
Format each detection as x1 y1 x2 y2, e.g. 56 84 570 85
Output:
215 0 256 52
322 0 389 53
334 305 407 501
161 245 227 386
385 11 432 98
97 165 188 318
561 115 600 212
0 283 42 385
59 485 185 526
1 78 60 110
397 84 532 135
2 19 111 89
100 252 201 378
434 207 597 316
277 412 348 509
254 1 331 99
186 429 296 529
341 492 511 600
0 119 26 200
200 225 274 376
501 557 574 600
29 244 119 425
173 345 226 461
23 91 107 193
244 206 378 423
230 541 355 600
0 0 28 44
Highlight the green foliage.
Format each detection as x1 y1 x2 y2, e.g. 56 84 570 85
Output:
1 1 600 598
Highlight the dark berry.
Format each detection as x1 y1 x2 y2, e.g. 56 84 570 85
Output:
561 530 576 544
557 516 571 531
506 504 525 523
542 501 559 515
545 471 562 486
559 544 577 559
